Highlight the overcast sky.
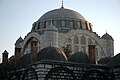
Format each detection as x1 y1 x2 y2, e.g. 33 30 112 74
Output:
0 0 120 62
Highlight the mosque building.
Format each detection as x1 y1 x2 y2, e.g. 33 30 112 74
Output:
1 2 120 80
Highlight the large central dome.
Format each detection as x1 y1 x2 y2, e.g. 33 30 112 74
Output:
32 7 93 31
39 7 86 21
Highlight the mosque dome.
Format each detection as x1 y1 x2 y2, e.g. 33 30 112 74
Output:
39 7 86 21
68 52 90 64
37 46 67 61
101 33 113 40
32 7 93 31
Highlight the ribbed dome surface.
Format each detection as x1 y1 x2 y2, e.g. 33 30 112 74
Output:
37 46 67 61
68 52 90 64
39 7 86 21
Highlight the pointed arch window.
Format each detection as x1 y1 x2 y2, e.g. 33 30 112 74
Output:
74 45 79 53
74 36 79 44
62 21 65 27
53 21 57 26
68 38 72 43
96 48 98 57
70 22 73 28
88 38 92 45
78 22 80 28
81 46 86 53
81 36 86 45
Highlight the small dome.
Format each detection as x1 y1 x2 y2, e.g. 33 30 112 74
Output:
98 57 112 64
37 46 67 61
39 7 86 21
18 54 31 67
15 37 23 45
68 52 90 64
108 53 120 66
101 33 113 40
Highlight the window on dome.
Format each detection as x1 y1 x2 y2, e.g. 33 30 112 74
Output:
74 45 79 53
62 21 65 27
78 22 80 28
70 22 73 28
81 46 86 53
82 21 86 29
74 36 79 44
88 38 92 45
54 21 57 26
81 36 86 45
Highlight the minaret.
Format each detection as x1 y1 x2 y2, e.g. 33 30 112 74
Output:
2 50 9 66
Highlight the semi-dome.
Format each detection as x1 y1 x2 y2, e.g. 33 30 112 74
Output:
39 7 86 21
37 46 67 61
68 52 90 64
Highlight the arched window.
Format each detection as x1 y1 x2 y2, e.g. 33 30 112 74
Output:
81 36 86 45
81 46 86 53
46 21 49 26
62 21 65 27
78 22 80 28
74 45 79 53
70 22 73 28
53 21 57 26
74 36 79 44
68 38 72 43
66 44 72 52
82 21 86 29
96 48 98 57
88 38 92 45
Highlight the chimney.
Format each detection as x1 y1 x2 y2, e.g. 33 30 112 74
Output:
88 43 96 64
2 50 9 66
31 41 38 61
15 48 21 66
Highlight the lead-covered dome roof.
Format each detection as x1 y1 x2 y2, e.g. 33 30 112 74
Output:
68 52 90 64
32 7 93 31
39 7 86 21
37 46 67 61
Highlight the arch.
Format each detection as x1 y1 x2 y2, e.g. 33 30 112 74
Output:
68 38 72 43
81 69 107 80
74 36 79 44
96 48 98 57
78 22 80 28
22 32 40 54
74 45 79 53
22 67 38 80
81 46 86 53
70 21 73 28
88 38 92 45
81 36 86 45
62 21 65 27
45 67 77 80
